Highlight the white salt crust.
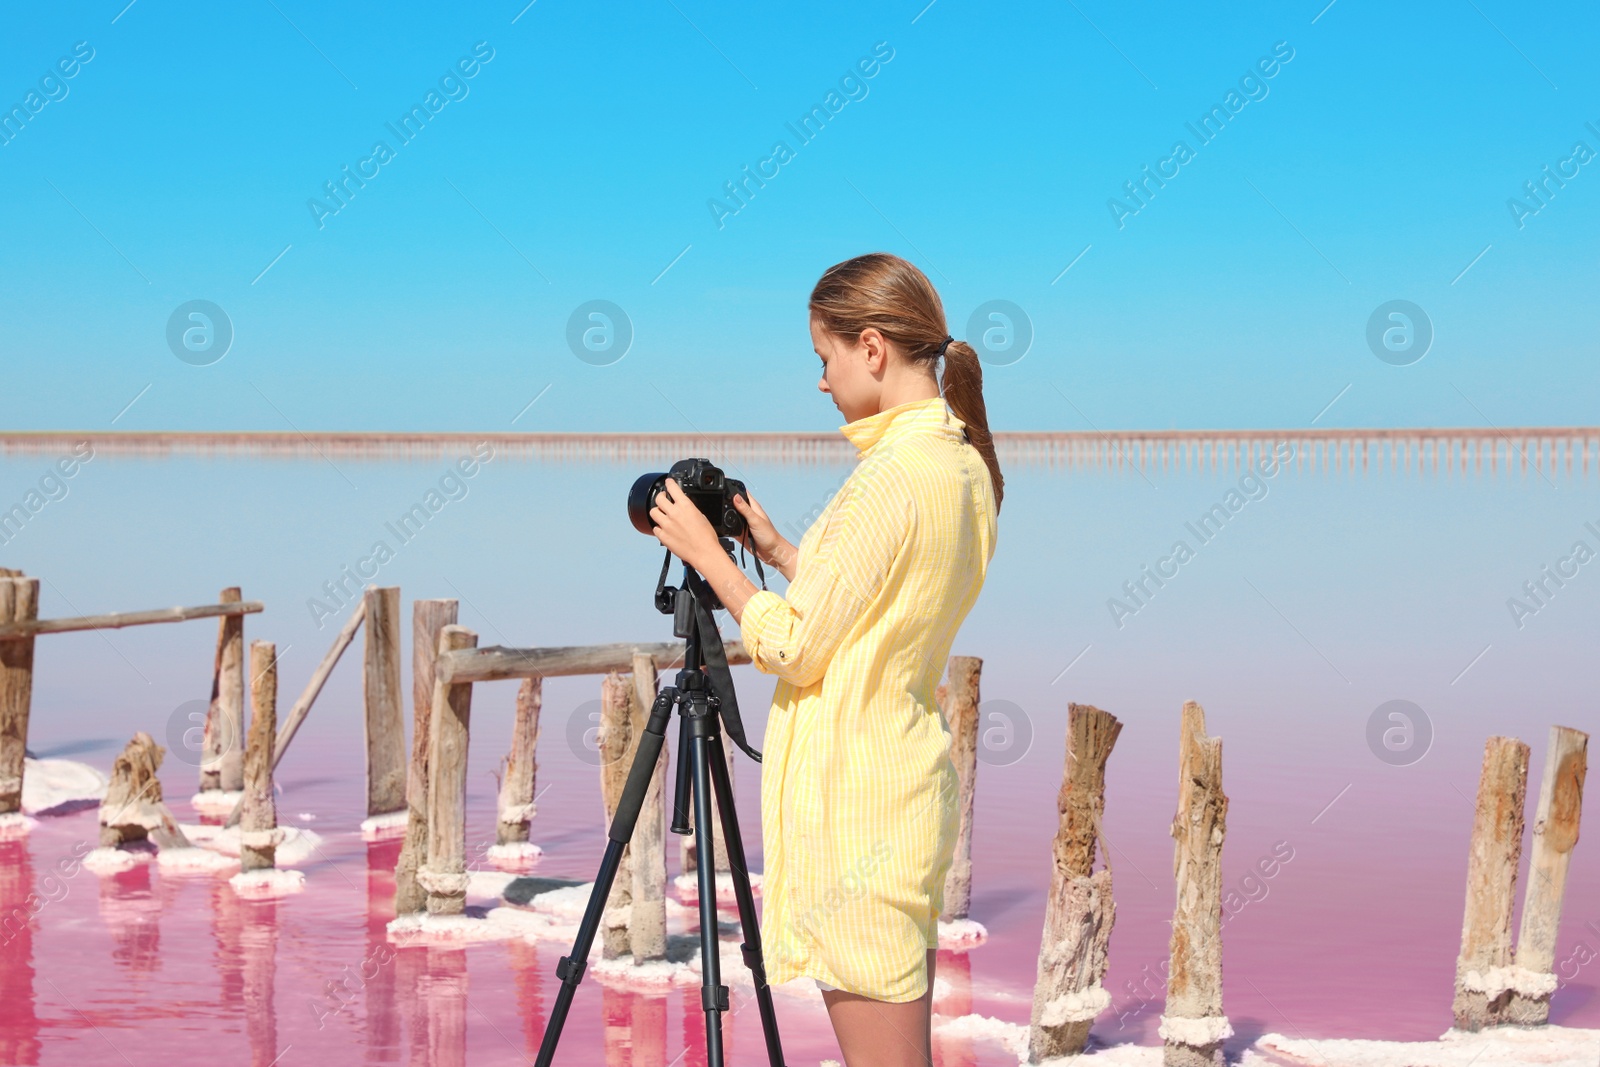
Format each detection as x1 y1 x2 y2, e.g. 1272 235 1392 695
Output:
156 847 237 873
0 812 40 839
188 790 243 817
485 842 544 868
229 868 306 898
359 810 408 839
1038 983 1110 1025
21 758 106 815
1158 1013 1235 1045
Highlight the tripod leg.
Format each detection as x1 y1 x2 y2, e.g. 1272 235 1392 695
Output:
671 712 692 835
689 729 732 1066
534 686 677 1067
708 734 789 1067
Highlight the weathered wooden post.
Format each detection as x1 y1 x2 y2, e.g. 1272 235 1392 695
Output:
1162 700 1229 1067
1507 727 1587 1024
240 640 281 873
598 670 635 958
99 732 189 849
1452 736 1531 1031
200 586 245 796
0 573 39 819
363 586 406 818
1027 703 1122 1062
939 656 982 921
420 625 478 916
494 676 542 852
629 652 667 963
395 599 458 914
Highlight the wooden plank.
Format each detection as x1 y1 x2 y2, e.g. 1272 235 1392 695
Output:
395 599 458 915
598 669 635 959
441 640 751 685
629 653 667 963
496 676 541 846
939 655 982 922
0 598 262 640
1028 702 1122 1062
363 587 406 816
1163 701 1229 1067
420 625 478 916
240 641 280 873
1507 726 1588 1024
1452 736 1531 1031
200 587 245 793
0 577 38 814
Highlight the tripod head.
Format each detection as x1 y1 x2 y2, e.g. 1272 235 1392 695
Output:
651 539 763 763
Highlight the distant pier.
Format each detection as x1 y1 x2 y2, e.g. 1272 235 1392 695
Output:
1 428 1598 475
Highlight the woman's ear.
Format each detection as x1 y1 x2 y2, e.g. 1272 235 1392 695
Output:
859 327 888 373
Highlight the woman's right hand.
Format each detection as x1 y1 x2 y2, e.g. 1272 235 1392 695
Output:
732 491 796 578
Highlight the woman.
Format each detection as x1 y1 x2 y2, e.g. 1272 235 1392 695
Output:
648 251 1002 1067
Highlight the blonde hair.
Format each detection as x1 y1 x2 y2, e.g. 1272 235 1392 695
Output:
809 252 1004 512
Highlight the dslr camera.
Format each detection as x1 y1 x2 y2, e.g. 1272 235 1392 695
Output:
629 458 748 540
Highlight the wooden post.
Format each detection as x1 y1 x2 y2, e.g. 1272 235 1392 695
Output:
99 732 189 848
420 625 478 916
0 575 38 816
1027 703 1122 1062
939 655 982 921
496 676 541 846
201 586 245 794
1163 700 1229 1067
364 587 406 817
1507 726 1588 1024
598 670 635 958
240 640 281 872
1452 736 1531 1031
630 653 667 963
395 599 458 915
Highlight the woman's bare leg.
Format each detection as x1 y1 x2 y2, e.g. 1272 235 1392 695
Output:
821 948 937 1067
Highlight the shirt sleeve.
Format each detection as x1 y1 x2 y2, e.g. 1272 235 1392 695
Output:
739 467 915 689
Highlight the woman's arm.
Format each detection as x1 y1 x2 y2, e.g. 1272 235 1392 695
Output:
650 473 913 687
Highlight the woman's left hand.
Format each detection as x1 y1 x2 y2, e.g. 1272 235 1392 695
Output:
649 477 720 569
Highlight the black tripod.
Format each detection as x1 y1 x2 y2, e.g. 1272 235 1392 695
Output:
534 543 789 1067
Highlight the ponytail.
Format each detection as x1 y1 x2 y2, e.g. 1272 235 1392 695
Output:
939 340 1004 511
809 252 1005 513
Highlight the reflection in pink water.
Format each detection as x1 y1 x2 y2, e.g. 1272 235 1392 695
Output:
2 724 1598 1067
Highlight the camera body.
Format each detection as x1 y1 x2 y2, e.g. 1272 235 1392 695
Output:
629 458 748 540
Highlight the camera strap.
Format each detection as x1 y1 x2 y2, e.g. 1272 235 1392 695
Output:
681 565 763 764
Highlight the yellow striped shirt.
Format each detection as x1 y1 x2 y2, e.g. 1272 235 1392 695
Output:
740 395 999 1002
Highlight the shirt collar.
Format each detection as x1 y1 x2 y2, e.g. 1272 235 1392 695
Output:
838 396 966 459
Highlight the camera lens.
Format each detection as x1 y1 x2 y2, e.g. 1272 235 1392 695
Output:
628 472 667 536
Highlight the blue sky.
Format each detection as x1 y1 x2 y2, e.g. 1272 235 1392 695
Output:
2 0 1596 433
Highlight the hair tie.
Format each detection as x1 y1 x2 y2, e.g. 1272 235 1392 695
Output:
935 335 953 358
